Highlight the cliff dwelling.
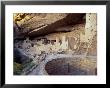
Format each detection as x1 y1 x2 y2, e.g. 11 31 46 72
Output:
13 13 97 75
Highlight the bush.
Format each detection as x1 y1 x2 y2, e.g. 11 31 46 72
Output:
14 62 23 75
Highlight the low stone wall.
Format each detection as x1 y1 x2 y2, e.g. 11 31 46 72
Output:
27 54 96 75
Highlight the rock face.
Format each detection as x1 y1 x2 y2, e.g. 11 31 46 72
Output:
14 48 32 64
14 13 85 39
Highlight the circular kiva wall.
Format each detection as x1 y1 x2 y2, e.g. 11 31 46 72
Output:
45 58 97 75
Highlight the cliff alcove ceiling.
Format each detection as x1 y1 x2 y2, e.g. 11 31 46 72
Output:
14 13 85 39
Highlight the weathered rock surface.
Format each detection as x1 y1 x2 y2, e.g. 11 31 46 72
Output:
14 13 85 39
14 48 32 64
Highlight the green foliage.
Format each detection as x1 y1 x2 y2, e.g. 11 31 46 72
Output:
14 56 34 75
14 62 23 75
22 62 35 72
